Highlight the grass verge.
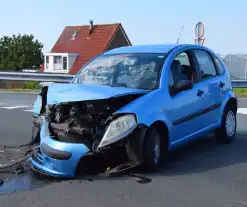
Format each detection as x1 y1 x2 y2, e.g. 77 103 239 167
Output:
233 88 247 98
0 88 39 93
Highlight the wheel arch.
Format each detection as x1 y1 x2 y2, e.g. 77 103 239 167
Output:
220 92 238 124
225 97 238 114
150 120 170 151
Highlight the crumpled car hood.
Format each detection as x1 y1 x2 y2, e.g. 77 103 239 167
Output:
46 83 149 104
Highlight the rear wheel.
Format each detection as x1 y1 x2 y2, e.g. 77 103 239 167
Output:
215 106 236 144
142 127 162 172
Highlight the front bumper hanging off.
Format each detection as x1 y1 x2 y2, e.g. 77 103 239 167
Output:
29 117 148 178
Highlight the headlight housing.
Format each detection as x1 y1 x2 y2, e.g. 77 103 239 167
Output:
97 114 137 148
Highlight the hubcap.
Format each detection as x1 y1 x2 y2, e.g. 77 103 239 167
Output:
225 110 236 137
154 135 160 164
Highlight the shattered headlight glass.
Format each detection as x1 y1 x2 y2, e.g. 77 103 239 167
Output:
98 114 137 148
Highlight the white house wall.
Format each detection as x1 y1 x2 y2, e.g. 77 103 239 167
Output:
43 53 78 73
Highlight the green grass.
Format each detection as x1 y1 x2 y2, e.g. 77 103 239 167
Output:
233 88 247 98
0 88 39 93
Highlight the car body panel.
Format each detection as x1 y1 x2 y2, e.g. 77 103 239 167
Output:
30 43 237 177
219 89 237 123
116 44 234 146
46 83 149 105
30 116 90 177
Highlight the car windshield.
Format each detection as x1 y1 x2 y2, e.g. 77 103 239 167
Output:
72 53 166 90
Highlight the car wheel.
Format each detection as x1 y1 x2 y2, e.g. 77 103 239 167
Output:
142 127 161 172
215 106 237 144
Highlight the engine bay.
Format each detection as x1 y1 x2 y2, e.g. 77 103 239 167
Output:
45 94 144 151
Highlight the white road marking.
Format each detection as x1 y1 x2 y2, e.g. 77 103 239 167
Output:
24 109 33 112
0 106 29 109
231 200 247 205
237 108 247 115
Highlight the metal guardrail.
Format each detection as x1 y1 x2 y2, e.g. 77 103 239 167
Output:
231 80 247 88
0 71 74 83
0 71 246 87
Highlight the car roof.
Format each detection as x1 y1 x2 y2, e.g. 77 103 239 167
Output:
103 43 208 55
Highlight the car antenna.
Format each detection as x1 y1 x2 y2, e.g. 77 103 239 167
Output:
176 25 184 44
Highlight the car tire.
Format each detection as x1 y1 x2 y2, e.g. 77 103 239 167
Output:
215 105 237 144
142 127 161 172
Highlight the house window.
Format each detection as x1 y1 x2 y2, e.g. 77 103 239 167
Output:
46 56 49 64
54 56 62 70
54 56 62 64
63 57 67 70
71 30 79 39
45 56 49 69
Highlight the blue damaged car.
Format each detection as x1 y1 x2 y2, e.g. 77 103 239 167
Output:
30 44 238 178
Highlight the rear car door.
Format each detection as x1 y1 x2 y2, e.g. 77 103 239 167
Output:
192 49 224 127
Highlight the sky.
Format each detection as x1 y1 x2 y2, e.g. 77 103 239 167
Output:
0 0 246 55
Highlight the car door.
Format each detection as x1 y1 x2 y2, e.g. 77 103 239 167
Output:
166 49 208 146
192 49 224 127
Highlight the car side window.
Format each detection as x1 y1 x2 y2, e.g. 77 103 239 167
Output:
168 51 196 95
212 55 225 75
193 50 217 80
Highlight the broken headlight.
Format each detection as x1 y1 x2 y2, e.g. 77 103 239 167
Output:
98 114 137 148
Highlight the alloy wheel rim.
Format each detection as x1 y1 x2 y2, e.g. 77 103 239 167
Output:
225 110 236 137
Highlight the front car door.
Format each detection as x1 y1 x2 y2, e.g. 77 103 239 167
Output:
192 49 225 128
166 48 208 147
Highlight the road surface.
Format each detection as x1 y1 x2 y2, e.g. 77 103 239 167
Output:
1 92 247 207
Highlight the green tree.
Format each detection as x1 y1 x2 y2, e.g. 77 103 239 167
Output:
0 34 43 71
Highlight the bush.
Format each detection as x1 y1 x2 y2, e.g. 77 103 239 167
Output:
24 81 39 89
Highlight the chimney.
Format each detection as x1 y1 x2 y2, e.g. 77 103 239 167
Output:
89 20 94 32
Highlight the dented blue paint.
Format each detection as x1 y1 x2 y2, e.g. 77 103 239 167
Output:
46 83 149 105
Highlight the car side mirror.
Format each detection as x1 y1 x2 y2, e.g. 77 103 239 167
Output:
171 80 193 94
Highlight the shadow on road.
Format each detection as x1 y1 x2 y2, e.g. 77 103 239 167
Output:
155 133 247 176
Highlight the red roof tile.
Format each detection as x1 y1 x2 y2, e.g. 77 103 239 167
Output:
49 23 129 74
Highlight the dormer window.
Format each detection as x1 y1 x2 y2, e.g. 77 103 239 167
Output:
71 30 79 39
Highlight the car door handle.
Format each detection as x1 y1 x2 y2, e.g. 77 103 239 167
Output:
197 89 204 97
219 81 225 88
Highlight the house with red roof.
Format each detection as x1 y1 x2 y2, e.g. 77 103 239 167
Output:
40 21 131 74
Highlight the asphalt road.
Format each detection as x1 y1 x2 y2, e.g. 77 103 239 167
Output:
1 92 247 206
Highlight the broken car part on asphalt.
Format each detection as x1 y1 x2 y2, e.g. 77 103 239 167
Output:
0 125 40 175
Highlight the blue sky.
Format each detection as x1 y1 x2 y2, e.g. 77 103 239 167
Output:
0 0 246 55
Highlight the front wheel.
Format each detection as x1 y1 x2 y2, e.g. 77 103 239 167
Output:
215 106 237 144
142 127 162 172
